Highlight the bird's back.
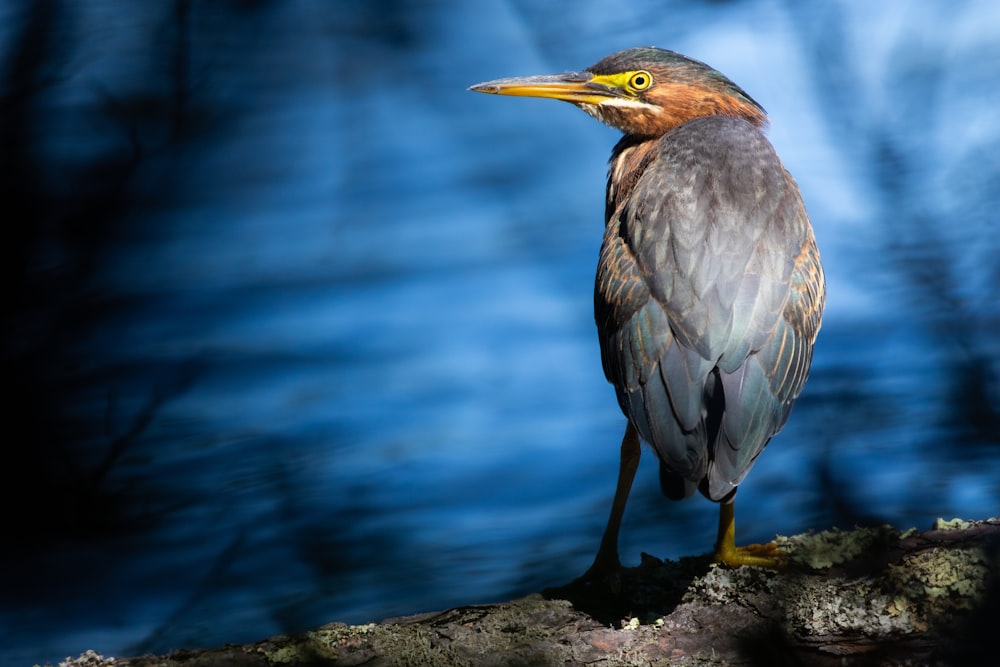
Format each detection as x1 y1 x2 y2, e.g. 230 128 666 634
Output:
595 115 824 501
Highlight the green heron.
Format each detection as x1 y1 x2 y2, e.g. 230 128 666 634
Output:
470 47 824 574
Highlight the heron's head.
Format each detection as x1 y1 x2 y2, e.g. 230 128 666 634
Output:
470 47 767 138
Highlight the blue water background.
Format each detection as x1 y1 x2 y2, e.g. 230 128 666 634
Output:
2 1 998 664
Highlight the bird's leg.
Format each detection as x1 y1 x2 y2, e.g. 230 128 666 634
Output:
582 422 641 588
713 499 785 569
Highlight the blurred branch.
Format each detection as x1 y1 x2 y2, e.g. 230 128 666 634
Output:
173 0 191 138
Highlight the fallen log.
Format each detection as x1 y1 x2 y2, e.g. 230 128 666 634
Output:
58 517 1000 666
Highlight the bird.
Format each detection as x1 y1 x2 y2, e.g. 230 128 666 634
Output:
469 47 824 575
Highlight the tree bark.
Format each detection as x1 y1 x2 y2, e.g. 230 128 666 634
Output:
61 517 1000 666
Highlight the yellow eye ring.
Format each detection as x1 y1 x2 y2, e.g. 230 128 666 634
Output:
628 70 652 91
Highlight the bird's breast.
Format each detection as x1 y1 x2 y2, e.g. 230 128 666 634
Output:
606 137 661 222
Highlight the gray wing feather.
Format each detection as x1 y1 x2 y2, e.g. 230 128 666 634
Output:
595 116 824 501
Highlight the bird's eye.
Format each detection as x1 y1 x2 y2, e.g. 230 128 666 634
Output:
628 71 652 91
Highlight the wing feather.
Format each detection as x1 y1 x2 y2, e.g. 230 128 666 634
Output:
595 116 825 501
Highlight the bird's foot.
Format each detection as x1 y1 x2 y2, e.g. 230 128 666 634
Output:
714 541 787 570
576 550 624 594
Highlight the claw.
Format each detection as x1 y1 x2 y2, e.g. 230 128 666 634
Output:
580 551 623 594
714 540 787 569
713 500 786 570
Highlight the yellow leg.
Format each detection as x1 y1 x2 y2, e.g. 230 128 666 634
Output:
713 499 785 568
583 422 641 585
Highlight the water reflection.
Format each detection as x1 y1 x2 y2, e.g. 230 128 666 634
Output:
1 1 998 665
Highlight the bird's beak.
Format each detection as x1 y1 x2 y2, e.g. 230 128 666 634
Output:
468 72 613 105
